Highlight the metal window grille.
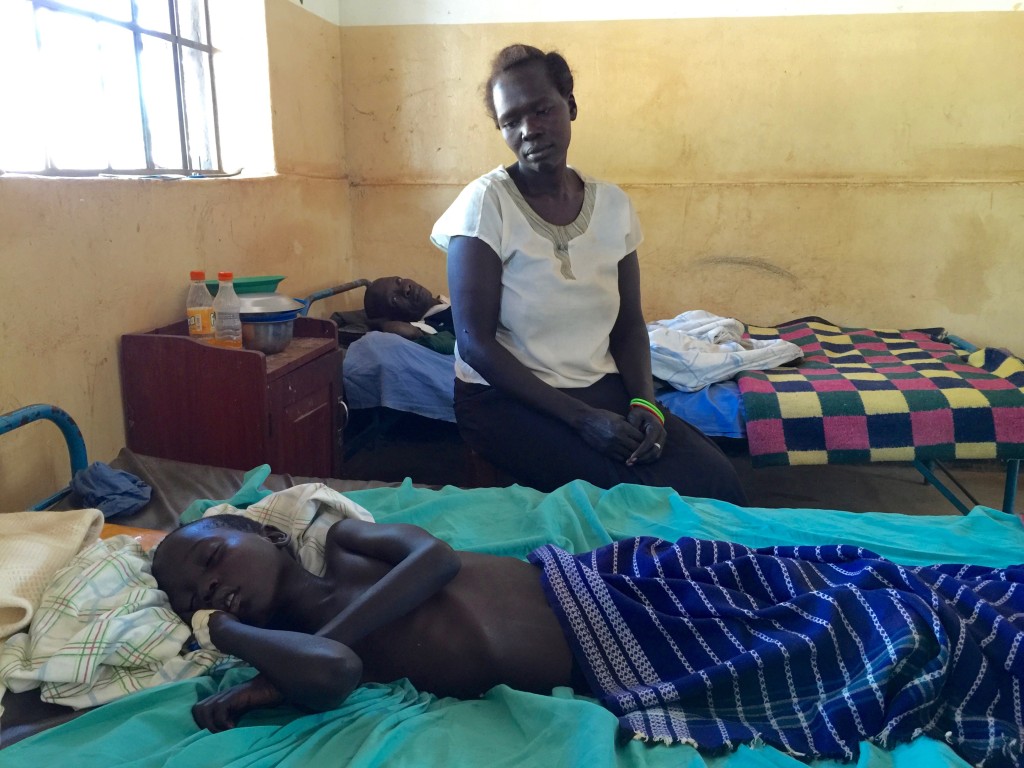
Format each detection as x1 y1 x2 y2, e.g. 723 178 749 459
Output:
0 0 222 176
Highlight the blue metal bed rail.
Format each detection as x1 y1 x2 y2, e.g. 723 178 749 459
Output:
0 404 88 510
913 458 1020 516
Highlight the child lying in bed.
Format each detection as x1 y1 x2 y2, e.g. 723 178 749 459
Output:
151 514 1024 766
362 276 455 354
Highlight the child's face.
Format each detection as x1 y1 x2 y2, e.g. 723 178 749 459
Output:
368 276 435 322
153 521 288 627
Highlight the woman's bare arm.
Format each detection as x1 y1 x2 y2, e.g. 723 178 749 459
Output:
448 235 643 459
608 252 665 464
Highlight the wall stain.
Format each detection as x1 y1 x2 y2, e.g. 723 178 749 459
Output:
693 255 801 284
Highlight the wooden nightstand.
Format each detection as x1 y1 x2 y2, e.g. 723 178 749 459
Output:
120 317 345 477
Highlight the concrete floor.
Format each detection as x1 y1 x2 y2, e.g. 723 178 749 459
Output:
340 411 1021 518
730 453 1018 516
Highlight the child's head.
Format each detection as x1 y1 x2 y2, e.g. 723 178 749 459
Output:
364 276 438 322
152 514 292 627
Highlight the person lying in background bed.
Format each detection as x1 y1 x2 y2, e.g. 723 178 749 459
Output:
362 275 455 354
430 44 745 503
152 513 1024 766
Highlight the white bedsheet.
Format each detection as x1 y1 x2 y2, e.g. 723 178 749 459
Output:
648 310 803 392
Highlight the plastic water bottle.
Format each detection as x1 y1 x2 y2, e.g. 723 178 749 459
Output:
186 270 215 341
212 271 243 348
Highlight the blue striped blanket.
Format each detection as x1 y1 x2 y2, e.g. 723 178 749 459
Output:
529 537 1024 767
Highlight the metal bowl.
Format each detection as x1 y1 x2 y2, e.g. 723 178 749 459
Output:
241 317 294 354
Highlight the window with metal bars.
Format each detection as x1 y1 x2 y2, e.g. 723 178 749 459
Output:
0 0 223 177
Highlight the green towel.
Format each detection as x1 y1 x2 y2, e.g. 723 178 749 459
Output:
178 464 273 524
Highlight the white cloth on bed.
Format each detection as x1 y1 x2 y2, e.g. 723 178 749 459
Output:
0 534 223 715
0 509 104 641
648 310 803 392
204 482 375 576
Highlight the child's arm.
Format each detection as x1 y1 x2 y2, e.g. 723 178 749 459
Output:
204 612 362 714
314 519 461 646
190 673 283 733
194 521 456 729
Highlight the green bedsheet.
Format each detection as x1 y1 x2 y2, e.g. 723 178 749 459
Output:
5 480 1023 768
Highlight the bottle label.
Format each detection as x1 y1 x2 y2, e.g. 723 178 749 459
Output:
212 310 244 348
187 307 214 337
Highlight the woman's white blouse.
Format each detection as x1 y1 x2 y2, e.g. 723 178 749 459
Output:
431 166 643 389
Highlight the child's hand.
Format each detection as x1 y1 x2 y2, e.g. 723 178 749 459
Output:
192 674 283 732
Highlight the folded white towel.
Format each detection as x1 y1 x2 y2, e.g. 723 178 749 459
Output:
648 310 803 392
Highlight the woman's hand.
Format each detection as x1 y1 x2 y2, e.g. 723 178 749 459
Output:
576 408 646 461
624 407 666 466
193 674 284 733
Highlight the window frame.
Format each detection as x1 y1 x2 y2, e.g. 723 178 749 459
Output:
5 0 224 177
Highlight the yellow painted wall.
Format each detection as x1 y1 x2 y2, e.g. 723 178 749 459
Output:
340 13 1023 344
0 0 350 510
3 7 1022 509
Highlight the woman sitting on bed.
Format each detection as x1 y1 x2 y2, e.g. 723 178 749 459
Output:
152 512 1024 766
430 44 744 503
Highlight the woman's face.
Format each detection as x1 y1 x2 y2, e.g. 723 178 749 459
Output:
492 61 576 174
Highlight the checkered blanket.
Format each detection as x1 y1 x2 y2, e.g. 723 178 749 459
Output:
735 318 1024 466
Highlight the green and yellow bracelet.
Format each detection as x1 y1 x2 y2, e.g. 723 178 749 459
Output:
629 398 665 425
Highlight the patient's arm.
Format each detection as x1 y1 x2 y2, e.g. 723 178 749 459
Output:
190 673 283 733
206 612 362 716
315 519 462 647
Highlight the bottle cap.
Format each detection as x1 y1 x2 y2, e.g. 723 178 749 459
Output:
217 271 234 281
190 270 206 280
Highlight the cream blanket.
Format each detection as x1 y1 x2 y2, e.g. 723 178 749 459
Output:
0 510 104 640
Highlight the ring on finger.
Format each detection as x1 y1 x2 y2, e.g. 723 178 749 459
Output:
653 442 662 451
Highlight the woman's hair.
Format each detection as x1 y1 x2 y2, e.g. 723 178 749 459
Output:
483 44 574 126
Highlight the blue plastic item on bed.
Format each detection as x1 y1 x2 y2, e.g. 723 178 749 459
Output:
657 379 746 438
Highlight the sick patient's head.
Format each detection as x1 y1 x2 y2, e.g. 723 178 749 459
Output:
151 514 294 628
364 276 440 323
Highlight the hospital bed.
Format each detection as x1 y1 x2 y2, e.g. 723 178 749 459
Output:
2 403 1024 767
343 318 1023 515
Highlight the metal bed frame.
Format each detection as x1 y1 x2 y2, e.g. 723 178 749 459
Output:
0 404 88 510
